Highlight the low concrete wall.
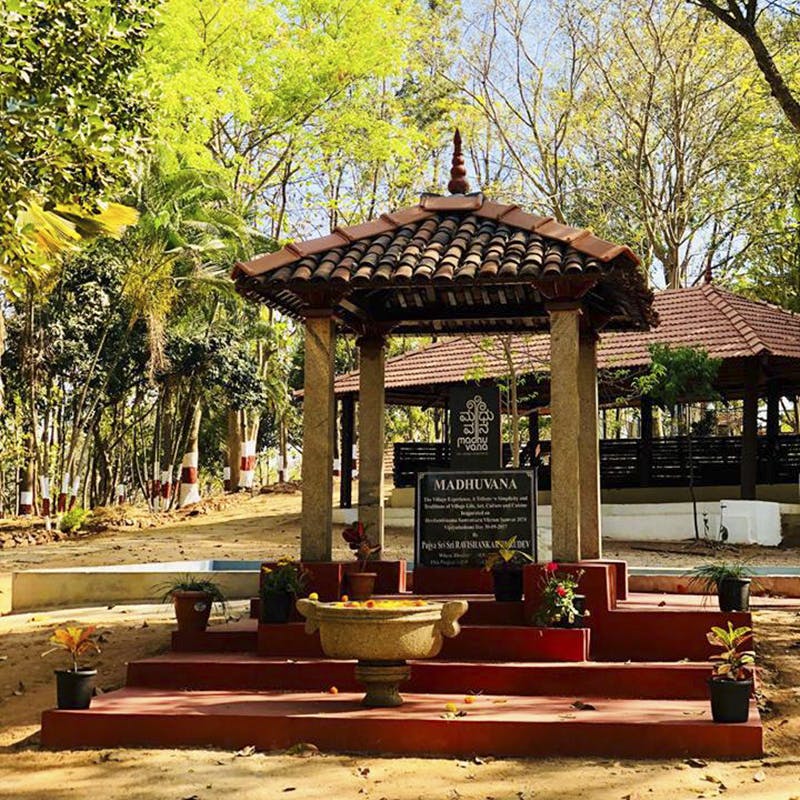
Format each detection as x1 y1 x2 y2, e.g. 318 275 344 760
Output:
628 569 800 598
7 570 258 614
359 495 789 547
0 572 12 615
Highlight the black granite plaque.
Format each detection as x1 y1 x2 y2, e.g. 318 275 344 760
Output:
415 470 536 568
449 385 501 470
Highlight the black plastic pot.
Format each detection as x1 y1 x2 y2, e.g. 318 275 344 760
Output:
55 668 96 710
492 567 523 602
709 677 752 723
260 590 294 623
554 594 587 628
718 577 751 612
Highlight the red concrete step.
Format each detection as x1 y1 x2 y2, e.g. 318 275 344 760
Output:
127 653 714 699
172 618 257 653
40 687 762 759
591 607 753 662
255 622 590 662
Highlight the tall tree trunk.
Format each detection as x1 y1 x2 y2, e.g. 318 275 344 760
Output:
238 409 258 490
226 408 241 491
178 401 202 507
278 414 288 484
159 383 176 511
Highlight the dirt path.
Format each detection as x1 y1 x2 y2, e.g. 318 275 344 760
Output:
2 492 799 572
1 495 799 798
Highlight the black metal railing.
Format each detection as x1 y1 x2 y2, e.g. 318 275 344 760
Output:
393 435 800 490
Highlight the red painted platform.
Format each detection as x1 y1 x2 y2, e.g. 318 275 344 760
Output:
128 653 714 699
42 561 763 759
41 688 762 759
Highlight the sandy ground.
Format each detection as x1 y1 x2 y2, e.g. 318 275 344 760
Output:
0 493 799 798
2 491 800 571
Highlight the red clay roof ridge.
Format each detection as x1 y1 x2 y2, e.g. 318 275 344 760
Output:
702 284 767 356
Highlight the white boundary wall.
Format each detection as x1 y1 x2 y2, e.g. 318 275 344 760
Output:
335 499 789 553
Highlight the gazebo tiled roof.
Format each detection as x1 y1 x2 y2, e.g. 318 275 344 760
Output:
330 284 800 403
233 192 656 335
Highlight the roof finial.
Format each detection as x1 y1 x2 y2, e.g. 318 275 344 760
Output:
704 262 713 285
447 128 470 195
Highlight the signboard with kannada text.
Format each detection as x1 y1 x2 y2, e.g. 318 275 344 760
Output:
449 385 501 470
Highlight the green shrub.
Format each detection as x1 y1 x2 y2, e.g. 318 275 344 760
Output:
59 507 91 534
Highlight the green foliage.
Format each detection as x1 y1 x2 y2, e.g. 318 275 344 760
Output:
0 0 156 280
707 622 755 681
687 561 754 595
534 564 587 627
59 507 91 534
483 536 535 572
156 576 227 611
260 559 309 596
634 344 721 414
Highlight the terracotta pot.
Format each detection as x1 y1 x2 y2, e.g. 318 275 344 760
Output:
347 572 377 601
55 668 96 710
172 590 212 632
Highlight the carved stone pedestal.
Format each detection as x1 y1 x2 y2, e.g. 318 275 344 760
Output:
355 660 412 707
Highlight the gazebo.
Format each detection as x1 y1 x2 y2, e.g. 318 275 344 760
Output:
233 134 655 562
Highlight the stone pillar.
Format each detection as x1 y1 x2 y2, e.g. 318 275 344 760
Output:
740 358 759 501
578 331 601 559
357 333 386 551
639 396 653 487
548 303 582 562
340 394 355 509
766 378 780 484
301 312 336 561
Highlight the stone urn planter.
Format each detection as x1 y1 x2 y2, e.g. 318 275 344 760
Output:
296 597 468 707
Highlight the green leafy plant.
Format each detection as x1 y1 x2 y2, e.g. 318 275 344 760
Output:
261 559 309 595
707 622 755 681
155 576 227 613
687 561 754 594
634 344 722 539
42 625 100 672
534 563 586 626
483 536 535 572
59 507 91 534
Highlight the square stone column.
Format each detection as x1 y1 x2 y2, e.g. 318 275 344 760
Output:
357 334 386 551
740 358 759 500
548 304 582 562
578 332 601 559
301 312 336 561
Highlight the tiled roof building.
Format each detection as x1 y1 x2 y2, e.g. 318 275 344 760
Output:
233 193 655 335
331 284 800 404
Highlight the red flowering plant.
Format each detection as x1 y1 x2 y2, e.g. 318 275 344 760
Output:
534 562 587 626
342 521 381 571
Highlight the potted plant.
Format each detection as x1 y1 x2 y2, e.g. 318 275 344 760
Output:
342 521 381 600
688 561 754 611
157 576 227 632
483 536 535 601
707 621 755 723
42 625 100 710
534 562 588 628
260 559 309 623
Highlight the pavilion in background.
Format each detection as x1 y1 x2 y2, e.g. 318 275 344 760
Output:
330 283 800 505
